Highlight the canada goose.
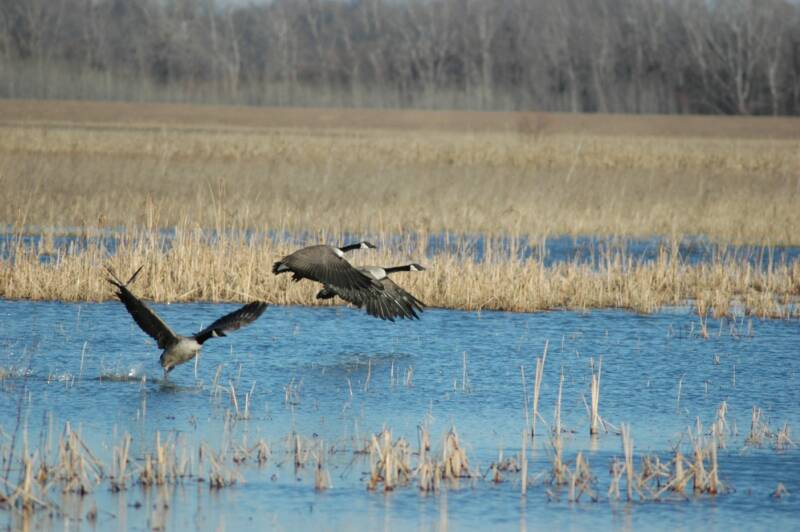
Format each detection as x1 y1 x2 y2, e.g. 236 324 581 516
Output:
106 266 267 379
316 263 426 321
272 241 379 291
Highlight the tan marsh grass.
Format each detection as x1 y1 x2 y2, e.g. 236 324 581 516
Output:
1 101 799 315
1 225 798 317
1 102 799 244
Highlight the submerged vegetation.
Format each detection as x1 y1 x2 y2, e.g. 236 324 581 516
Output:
0 352 794 524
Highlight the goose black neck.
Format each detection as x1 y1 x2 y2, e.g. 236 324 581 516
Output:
193 331 212 345
384 265 413 273
339 242 366 252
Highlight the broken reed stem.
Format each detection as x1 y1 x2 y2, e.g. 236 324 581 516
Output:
521 429 528 495
551 369 567 485
314 441 331 491
229 381 240 417
775 423 795 450
692 419 706 493
707 437 719 495
672 450 688 495
712 401 728 448
364 359 372 393
620 423 635 501
590 357 602 436
110 433 131 492
531 341 548 438
521 365 530 433
461 352 470 392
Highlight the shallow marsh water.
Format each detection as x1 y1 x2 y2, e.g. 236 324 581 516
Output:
0 300 798 530
4 230 799 268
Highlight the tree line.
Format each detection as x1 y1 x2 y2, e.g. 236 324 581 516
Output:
1 0 798 115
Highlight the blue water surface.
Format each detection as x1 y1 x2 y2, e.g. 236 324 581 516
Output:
0 300 798 530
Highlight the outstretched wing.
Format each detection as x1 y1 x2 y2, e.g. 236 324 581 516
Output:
315 286 339 300
362 278 425 321
194 301 268 344
106 267 179 349
279 246 379 292
323 285 368 306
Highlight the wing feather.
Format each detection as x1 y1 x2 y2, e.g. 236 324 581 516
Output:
362 278 425 321
107 276 179 349
194 301 268 344
313 265 426 321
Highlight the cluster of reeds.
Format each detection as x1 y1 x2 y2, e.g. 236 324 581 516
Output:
138 433 191 487
567 453 596 502
283 432 318 471
488 448 522 484
366 429 412 491
0 423 106 512
54 423 104 494
416 427 477 492
744 406 796 450
2 224 798 318
605 421 725 502
745 406 773 447
0 418 260 519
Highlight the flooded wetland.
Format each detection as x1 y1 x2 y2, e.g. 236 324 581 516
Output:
1 301 798 530
1 102 798 530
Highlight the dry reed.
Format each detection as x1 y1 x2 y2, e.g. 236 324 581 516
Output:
772 483 790 499
2 103 798 317
774 423 796 451
745 406 772 447
2 223 797 318
620 424 635 501
1 110 798 244
589 358 602 436
531 342 548 438
550 370 568 486
366 429 412 491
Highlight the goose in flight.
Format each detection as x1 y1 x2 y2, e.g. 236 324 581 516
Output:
316 263 426 321
272 241 380 291
107 266 267 379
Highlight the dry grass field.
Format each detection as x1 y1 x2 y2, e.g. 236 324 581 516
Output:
1 99 798 316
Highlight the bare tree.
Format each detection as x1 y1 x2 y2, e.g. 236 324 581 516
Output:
0 0 798 114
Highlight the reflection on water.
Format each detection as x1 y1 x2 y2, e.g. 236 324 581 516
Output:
0 300 798 530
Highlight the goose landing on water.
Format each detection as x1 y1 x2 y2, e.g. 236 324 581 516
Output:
316 264 426 321
106 266 267 379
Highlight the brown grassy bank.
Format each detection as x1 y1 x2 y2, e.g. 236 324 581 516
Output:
4 99 800 138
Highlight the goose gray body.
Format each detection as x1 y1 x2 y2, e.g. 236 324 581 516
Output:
272 241 381 292
316 263 426 321
106 267 267 378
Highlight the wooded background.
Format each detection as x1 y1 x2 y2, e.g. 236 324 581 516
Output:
1 0 798 115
